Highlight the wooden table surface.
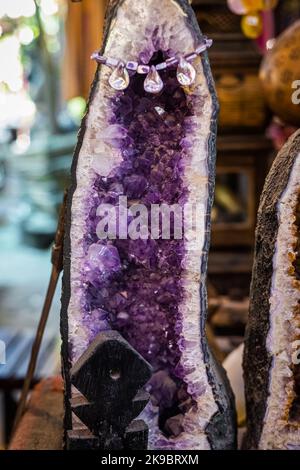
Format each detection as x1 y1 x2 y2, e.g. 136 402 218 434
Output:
9 376 64 450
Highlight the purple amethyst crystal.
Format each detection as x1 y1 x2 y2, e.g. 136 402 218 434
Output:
61 0 236 451
123 174 148 199
84 243 121 283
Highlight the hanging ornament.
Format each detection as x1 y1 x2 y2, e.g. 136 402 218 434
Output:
261 0 278 10
144 65 164 94
108 62 130 91
243 0 264 11
241 12 263 39
176 57 196 86
227 0 277 40
228 0 278 13
227 0 248 15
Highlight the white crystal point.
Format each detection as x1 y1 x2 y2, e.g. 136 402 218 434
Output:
92 153 116 177
108 62 129 91
144 65 163 94
176 57 196 86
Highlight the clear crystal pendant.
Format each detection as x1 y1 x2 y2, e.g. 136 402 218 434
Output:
108 62 130 91
176 57 196 86
144 66 164 94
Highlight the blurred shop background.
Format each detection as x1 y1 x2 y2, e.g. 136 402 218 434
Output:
0 0 300 446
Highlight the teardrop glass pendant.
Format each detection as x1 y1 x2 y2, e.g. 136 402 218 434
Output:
176 57 196 86
144 65 164 94
109 62 130 91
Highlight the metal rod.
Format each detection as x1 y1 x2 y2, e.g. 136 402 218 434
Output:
11 192 67 437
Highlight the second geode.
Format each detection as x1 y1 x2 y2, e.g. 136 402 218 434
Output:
244 129 300 450
61 0 236 450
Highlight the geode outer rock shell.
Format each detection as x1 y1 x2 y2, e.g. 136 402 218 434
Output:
61 0 236 450
243 129 300 450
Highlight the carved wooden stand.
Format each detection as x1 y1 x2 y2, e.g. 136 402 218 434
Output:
66 331 152 450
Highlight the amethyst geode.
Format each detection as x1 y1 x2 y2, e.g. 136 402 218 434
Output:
61 0 236 450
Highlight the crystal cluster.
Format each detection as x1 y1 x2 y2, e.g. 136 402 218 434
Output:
78 54 200 436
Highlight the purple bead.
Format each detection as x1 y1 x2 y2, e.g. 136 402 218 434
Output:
91 52 106 64
126 61 138 71
137 65 150 74
195 44 205 54
106 57 119 67
185 52 197 62
196 38 212 54
156 62 167 71
166 57 178 67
